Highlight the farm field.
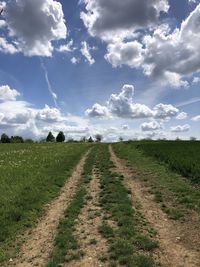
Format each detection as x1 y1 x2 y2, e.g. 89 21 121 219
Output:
0 142 200 267
134 141 200 184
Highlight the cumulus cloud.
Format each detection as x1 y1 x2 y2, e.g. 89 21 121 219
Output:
0 85 89 139
176 112 188 120
57 39 76 53
85 103 109 117
105 41 143 68
0 85 20 101
2 0 67 56
141 120 162 131
80 0 169 41
0 37 19 54
192 115 200 121
85 84 180 119
80 41 95 65
81 0 200 87
171 124 190 132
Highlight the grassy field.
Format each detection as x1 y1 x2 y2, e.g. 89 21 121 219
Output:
113 141 200 218
0 143 89 262
134 141 200 183
1 141 200 266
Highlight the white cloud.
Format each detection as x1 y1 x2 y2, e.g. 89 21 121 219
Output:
171 124 190 132
80 41 95 65
85 103 109 117
192 76 200 84
176 112 188 120
192 115 200 121
3 0 67 56
81 0 200 87
0 85 20 101
71 57 79 64
0 37 19 54
105 41 143 68
86 84 180 120
153 103 179 119
57 39 76 53
141 121 162 131
80 0 169 42
36 105 63 123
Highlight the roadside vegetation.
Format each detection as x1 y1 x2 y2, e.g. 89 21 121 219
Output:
0 143 89 262
96 144 158 267
113 141 200 219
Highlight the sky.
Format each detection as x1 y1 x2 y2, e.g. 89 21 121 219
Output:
0 0 199 141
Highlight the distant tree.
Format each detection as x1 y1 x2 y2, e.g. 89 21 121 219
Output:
56 131 65 143
10 136 24 143
119 137 123 142
190 136 197 141
88 136 94 143
95 134 103 142
46 132 55 142
1 133 10 143
24 138 34 143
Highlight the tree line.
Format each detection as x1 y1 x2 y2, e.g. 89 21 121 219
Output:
0 132 103 143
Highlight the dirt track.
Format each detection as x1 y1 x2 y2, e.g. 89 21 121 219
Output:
109 145 200 267
12 152 89 267
66 168 108 267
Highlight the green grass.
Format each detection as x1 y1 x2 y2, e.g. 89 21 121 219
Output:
135 141 200 183
0 143 90 262
113 142 200 218
96 144 157 267
46 147 96 267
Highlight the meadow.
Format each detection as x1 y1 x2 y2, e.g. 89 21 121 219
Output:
0 142 89 261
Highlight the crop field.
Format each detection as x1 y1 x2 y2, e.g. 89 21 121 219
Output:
0 142 200 267
134 141 200 184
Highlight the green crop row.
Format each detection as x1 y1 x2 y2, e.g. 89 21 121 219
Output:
134 141 200 184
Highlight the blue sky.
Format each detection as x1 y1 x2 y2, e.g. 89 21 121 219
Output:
0 0 199 141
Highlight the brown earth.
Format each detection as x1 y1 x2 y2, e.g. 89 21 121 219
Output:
66 168 108 267
10 152 89 267
109 145 200 267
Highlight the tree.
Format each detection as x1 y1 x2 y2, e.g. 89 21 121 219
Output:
119 137 123 142
1 133 10 143
56 131 65 143
46 132 55 142
88 136 94 143
95 134 103 142
10 136 24 143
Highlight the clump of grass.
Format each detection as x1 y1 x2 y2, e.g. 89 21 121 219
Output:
96 144 157 267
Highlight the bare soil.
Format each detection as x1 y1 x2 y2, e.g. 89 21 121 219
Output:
109 145 200 267
66 168 108 267
10 152 89 267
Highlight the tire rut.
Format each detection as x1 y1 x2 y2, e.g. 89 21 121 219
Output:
109 145 200 267
11 151 89 267
66 168 108 267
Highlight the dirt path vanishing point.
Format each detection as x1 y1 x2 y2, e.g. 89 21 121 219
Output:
109 145 200 267
66 168 108 267
11 151 89 267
